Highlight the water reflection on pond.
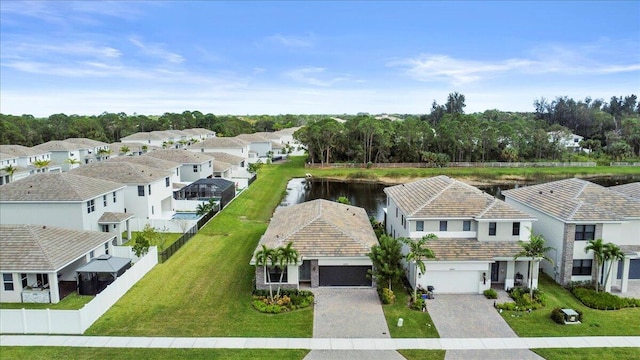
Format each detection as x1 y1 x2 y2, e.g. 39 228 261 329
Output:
280 175 640 222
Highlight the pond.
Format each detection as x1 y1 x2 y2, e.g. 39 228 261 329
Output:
280 175 640 222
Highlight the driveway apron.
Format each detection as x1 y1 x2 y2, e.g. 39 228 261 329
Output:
304 287 405 360
427 294 544 360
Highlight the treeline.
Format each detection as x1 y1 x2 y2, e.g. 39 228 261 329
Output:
0 112 316 146
294 93 640 164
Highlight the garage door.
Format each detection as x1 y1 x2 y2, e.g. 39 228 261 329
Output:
319 266 372 286
617 259 640 279
427 271 479 294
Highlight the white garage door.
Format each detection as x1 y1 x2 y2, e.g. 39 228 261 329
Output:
427 271 479 294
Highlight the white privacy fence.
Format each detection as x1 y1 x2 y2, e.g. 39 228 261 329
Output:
0 246 158 335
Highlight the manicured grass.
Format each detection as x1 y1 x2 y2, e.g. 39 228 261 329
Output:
533 348 640 360
381 282 439 338
398 350 446 360
122 231 183 251
0 347 309 360
500 273 640 336
0 293 94 310
85 158 313 337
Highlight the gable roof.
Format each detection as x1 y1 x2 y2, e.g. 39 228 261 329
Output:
64 138 109 147
0 224 115 271
502 178 640 222
98 212 134 224
106 154 180 172
384 175 534 220
70 161 172 184
190 137 249 149
145 149 214 164
235 133 272 143
608 182 640 200
209 152 244 165
109 142 162 153
274 127 302 136
0 144 48 157
427 238 526 261
0 173 124 202
254 199 378 260
0 152 18 161
32 141 83 152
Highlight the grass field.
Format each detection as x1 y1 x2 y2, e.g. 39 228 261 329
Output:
500 273 640 337
381 282 439 338
533 348 640 359
122 231 183 251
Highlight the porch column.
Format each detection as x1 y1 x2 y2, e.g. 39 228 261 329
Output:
505 261 515 290
49 272 60 304
531 260 540 289
604 259 617 293
310 260 319 288
621 257 631 293
126 219 132 244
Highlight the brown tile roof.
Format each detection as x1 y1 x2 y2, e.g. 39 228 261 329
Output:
384 176 534 220
145 149 214 164
98 212 134 223
190 137 249 149
503 178 640 222
0 224 116 271
70 161 172 184
255 199 378 259
0 173 124 201
427 238 525 261
106 154 180 172
208 152 244 165
609 182 640 200
0 145 48 157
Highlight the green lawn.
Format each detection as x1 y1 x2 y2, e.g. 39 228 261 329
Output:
122 231 184 251
381 282 439 338
533 348 640 360
0 293 94 310
500 273 640 336
85 158 312 337
398 350 446 359
0 347 308 360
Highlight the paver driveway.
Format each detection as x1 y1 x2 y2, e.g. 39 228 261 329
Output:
428 294 544 360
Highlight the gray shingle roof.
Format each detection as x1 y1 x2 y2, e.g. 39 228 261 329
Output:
384 176 534 220
208 152 244 165
98 212 134 223
609 182 640 200
255 199 378 260
0 224 116 271
109 142 162 153
0 152 18 161
503 178 640 222
213 160 231 172
70 161 172 184
64 138 109 147
190 137 249 149
425 238 525 261
0 173 124 201
274 127 302 136
236 133 272 143
106 154 180 172
32 141 83 152
0 145 47 157
145 149 214 164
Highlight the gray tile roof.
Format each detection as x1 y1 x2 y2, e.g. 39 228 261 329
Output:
0 152 18 161
503 178 640 222
236 133 272 143
609 182 640 200
190 137 249 149
255 132 282 140
213 160 232 172
0 173 124 201
109 142 162 153
64 138 109 147
426 238 525 261
255 199 378 260
145 149 214 165
98 212 134 223
121 131 167 141
33 141 82 152
0 145 48 157
106 154 180 172
208 152 244 165
384 175 534 220
274 127 302 136
70 161 172 184
0 224 116 271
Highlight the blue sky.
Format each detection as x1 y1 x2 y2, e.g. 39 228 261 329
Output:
1 1 638 116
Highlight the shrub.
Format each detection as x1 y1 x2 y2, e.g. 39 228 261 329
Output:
496 302 517 311
550 307 564 324
483 289 498 299
380 287 396 305
507 287 546 310
571 287 640 310
411 298 425 311
251 289 314 313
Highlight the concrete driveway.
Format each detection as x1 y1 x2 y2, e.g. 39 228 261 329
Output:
427 294 543 360
304 287 405 360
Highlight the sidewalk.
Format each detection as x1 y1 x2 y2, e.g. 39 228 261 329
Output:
1 335 638 350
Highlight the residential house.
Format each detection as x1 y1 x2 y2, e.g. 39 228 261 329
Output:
609 182 640 200
503 178 640 293
120 131 175 148
274 127 304 155
0 224 117 303
182 128 216 142
250 199 378 289
173 178 236 209
188 137 250 162
70 162 175 220
0 145 54 176
235 133 272 161
109 142 162 157
64 138 111 162
385 176 537 294
32 141 84 171
548 131 585 153
0 152 20 185
106 154 181 186
145 149 215 182
0 173 132 244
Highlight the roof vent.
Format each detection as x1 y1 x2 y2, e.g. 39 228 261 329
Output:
42 225 46 229
550 190 554 193
539 191 543 194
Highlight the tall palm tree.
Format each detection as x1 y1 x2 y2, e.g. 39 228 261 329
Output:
585 238 606 292
602 243 625 291
255 245 277 301
275 242 299 297
402 234 436 302
32 159 50 172
2 164 16 183
515 231 553 298
66 157 80 169
119 145 130 155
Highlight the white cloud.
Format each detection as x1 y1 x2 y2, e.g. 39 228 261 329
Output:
266 34 313 48
284 66 350 87
129 37 184 64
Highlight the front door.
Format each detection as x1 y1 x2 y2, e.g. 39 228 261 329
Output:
491 262 500 282
299 260 311 282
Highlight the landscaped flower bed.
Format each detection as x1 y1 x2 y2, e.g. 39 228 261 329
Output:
251 289 314 314
496 287 546 311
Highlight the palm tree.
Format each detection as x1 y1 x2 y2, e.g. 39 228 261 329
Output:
275 242 299 297
2 164 16 183
255 245 278 301
141 145 148 153
119 145 130 155
602 243 625 291
32 159 50 172
514 231 553 298
66 157 80 169
402 234 436 302
585 238 606 292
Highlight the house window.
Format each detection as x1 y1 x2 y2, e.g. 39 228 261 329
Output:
148 184 151 195
176 168 180 176
37 274 48 288
512 222 520 236
575 225 595 241
3 273 14 291
463 220 471 231
267 267 288 283
103 195 107 207
401 215 404 226
193 165 198 173
90 251 95 259
209 161 212 168
439 221 448 231
138 186 144 196
113 191 117 203
87 199 95 213
395 208 398 218
102 225 109 233
165 177 170 187
489 222 497 236
105 242 110 255
572 259 592 275
416 221 424 232
21 273 28 289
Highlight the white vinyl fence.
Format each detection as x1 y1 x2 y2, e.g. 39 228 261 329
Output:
0 247 158 335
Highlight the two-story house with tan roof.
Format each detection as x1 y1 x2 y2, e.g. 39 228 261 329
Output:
0 145 54 178
0 152 20 185
385 176 538 294
187 137 251 163
503 178 640 293
0 173 132 244
106 155 181 187
145 149 214 182
235 133 274 159
32 141 83 171
64 138 111 162
250 199 379 289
